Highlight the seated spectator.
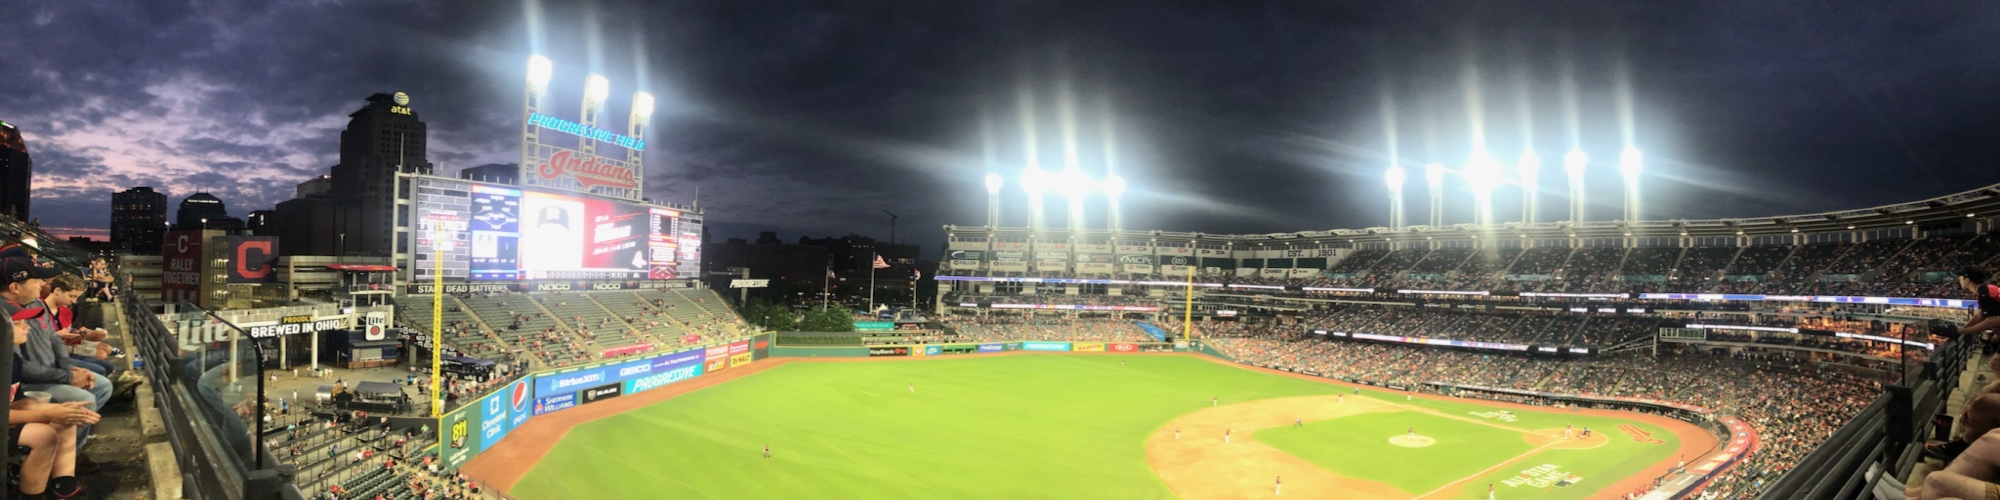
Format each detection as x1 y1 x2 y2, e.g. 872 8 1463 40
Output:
11 306 99 500
1910 426 2000 500
43 274 116 377
3 256 111 460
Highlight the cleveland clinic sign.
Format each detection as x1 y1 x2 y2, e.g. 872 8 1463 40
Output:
518 55 653 202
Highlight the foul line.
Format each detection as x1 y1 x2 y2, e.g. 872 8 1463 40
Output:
1410 440 1563 500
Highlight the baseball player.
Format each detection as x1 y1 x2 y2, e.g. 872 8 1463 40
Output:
1213 396 1218 407
1564 424 1573 439
1175 426 1180 440
909 382 915 394
1276 476 1283 496
1407 427 1414 437
1226 429 1232 444
1294 418 1303 428
1488 483 1496 499
1337 394 1344 403
1121 358 1126 367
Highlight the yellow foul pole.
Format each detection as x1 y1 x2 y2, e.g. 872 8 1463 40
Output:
431 248 443 417
1182 262 1195 341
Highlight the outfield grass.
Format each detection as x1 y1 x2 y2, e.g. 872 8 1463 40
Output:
508 355 1681 499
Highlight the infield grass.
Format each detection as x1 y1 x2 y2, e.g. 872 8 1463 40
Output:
507 354 1682 499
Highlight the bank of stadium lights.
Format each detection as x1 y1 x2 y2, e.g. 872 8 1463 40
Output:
1618 146 1644 222
527 55 554 94
1022 167 1050 230
1465 152 1504 226
1563 148 1588 223
1517 149 1542 223
583 74 611 111
1058 169 1092 231
1424 163 1445 227
1385 165 1408 230
630 92 656 126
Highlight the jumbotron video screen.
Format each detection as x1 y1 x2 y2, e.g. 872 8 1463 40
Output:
412 177 700 281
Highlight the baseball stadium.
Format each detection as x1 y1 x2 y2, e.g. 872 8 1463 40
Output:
7 31 1994 500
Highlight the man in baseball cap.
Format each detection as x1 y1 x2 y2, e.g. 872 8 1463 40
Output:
2 255 110 466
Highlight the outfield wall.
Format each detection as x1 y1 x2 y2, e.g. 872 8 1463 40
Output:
770 341 1181 358
437 333 774 469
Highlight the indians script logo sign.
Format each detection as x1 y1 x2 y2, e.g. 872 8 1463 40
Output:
227 236 279 283
536 150 638 191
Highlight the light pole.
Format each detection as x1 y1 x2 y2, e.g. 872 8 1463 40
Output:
1102 175 1126 232
1619 146 1644 222
985 174 1003 228
1466 152 1502 227
1518 149 1541 224
1424 163 1445 227
1385 165 1407 230
1564 148 1588 222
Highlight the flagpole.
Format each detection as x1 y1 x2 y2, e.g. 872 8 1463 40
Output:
868 251 877 313
823 265 830 310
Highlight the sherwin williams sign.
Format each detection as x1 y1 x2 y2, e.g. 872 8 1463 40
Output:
533 392 577 416
1021 342 1071 351
978 343 1005 353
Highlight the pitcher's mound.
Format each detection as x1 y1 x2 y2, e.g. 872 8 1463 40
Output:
1388 435 1435 448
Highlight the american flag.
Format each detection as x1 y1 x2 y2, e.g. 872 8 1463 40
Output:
873 255 890 269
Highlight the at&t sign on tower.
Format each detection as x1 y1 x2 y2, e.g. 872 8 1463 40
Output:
519 55 653 201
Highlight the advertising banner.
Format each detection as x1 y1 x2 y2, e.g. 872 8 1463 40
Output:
579 382 623 404
534 367 608 399
601 343 653 359
440 406 482 469
977 343 1005 353
225 236 280 283
1108 343 1139 353
855 321 896 331
994 250 1027 262
623 349 705 394
991 261 1029 272
502 379 533 436
728 340 751 356
868 346 910 357
1077 262 1114 273
950 260 982 270
533 392 576 416
729 352 753 366
1160 255 1193 266
1021 342 1071 352
705 344 732 372
1119 254 1155 266
1161 265 1190 275
753 336 771 360
161 230 204 304
1287 268 1319 278
1035 251 1069 261
924 345 942 356
1073 342 1106 352
948 250 985 261
1260 268 1287 277
477 389 511 453
681 334 701 345
1123 264 1154 275
1115 242 1149 254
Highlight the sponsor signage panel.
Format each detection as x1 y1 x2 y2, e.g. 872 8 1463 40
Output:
729 352 753 366
624 349 705 394
868 347 910 357
1073 342 1106 352
440 406 482 469
977 343 1005 353
532 392 576 416
162 230 204 304
1108 343 1139 352
478 389 511 452
1021 342 1071 352
534 366 608 398
244 318 346 339
225 236 280 283
855 321 896 331
579 382 623 404
705 345 732 372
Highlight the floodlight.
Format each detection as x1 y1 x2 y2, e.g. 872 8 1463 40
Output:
1023 168 1050 197
527 56 554 93
1517 150 1541 184
1385 165 1407 192
583 74 610 107
1465 153 1503 195
631 92 655 124
1102 174 1127 197
984 174 1003 194
1618 146 1644 179
1057 170 1092 198
1424 163 1445 189
1564 148 1588 179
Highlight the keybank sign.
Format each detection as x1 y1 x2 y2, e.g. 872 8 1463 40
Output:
528 113 646 151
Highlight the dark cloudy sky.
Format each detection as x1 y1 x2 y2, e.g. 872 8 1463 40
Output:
6 1 1999 256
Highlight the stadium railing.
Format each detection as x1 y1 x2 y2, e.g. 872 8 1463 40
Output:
121 276 297 500
1754 333 1977 500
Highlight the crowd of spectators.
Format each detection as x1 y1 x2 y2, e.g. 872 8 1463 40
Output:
944 317 1158 343
1207 322 1882 499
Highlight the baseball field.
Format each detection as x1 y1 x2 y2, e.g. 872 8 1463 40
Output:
467 353 1713 499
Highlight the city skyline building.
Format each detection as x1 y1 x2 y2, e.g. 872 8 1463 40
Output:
330 92 431 257
110 186 168 253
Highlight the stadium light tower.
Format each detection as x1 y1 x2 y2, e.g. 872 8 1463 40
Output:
1564 148 1588 222
526 56 554 95
1058 169 1092 231
579 73 610 159
1465 152 1503 227
1023 167 1048 231
1619 146 1644 222
1102 174 1126 232
1517 149 1541 223
1424 163 1445 227
1385 165 1408 230
984 174 1004 228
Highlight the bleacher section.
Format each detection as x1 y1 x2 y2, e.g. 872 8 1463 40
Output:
458 293 593 367
539 292 652 353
